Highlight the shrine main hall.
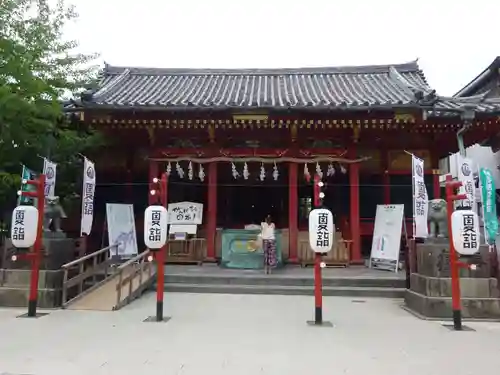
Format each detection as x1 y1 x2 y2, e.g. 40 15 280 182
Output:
68 60 500 266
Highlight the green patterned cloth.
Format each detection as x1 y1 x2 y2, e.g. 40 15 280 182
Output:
220 229 283 269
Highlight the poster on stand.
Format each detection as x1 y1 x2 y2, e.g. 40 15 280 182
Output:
369 204 404 272
106 203 138 259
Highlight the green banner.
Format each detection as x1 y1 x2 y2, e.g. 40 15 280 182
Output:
479 167 498 245
18 165 38 205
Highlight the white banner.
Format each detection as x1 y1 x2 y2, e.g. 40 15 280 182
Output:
167 201 203 225
80 157 96 236
369 204 404 272
412 155 429 238
42 158 57 197
457 156 475 209
106 203 138 258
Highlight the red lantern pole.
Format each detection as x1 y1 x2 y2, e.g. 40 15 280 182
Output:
313 174 324 324
151 172 168 322
19 174 46 317
444 175 467 330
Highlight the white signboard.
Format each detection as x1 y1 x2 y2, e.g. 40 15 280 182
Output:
370 204 404 272
106 203 138 258
169 224 197 235
451 210 480 255
144 206 168 249
412 155 429 238
80 157 96 236
167 201 203 225
42 158 57 197
457 156 475 209
11 206 39 248
308 208 334 253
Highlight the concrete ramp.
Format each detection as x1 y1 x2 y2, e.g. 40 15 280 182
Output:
63 250 156 311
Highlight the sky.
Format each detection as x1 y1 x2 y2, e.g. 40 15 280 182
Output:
65 0 499 96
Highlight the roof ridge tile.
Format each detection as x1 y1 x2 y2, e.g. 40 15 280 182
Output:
103 61 420 77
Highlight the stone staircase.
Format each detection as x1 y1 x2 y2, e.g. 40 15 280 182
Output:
162 265 406 298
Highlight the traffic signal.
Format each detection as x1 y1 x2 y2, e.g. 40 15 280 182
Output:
313 174 325 208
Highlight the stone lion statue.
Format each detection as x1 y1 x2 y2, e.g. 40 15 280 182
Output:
428 198 447 238
43 196 67 232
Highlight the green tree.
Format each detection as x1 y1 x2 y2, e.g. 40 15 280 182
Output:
0 0 102 215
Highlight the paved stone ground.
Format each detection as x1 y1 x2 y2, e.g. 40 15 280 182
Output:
0 293 499 375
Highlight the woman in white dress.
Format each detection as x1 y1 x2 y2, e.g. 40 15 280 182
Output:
261 215 277 274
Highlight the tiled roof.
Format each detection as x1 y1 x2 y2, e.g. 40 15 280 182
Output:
454 57 500 97
431 95 500 114
78 61 500 114
82 61 436 110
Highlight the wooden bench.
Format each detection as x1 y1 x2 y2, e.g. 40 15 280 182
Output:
298 231 351 267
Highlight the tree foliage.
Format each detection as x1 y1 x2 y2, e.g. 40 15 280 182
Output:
0 0 102 214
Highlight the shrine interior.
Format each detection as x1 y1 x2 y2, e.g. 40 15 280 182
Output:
90 159 436 257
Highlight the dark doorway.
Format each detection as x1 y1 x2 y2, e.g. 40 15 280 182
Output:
218 163 289 228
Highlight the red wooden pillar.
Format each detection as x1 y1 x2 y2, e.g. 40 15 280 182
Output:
148 160 159 205
431 153 441 199
349 154 362 264
432 170 441 199
288 162 298 263
125 152 134 203
383 172 390 204
126 169 133 203
206 162 217 261
381 151 390 204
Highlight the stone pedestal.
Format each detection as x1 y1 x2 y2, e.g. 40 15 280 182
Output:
0 269 62 307
0 234 77 308
405 240 500 319
3 234 76 270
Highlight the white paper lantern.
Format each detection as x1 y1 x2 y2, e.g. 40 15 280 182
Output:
308 208 334 253
11 206 39 248
144 205 168 250
451 209 480 255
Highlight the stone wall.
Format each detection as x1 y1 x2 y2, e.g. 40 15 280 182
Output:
405 241 500 319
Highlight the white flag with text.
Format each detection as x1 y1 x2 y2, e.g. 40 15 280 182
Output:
80 158 96 236
42 158 57 197
412 155 429 238
457 156 475 210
